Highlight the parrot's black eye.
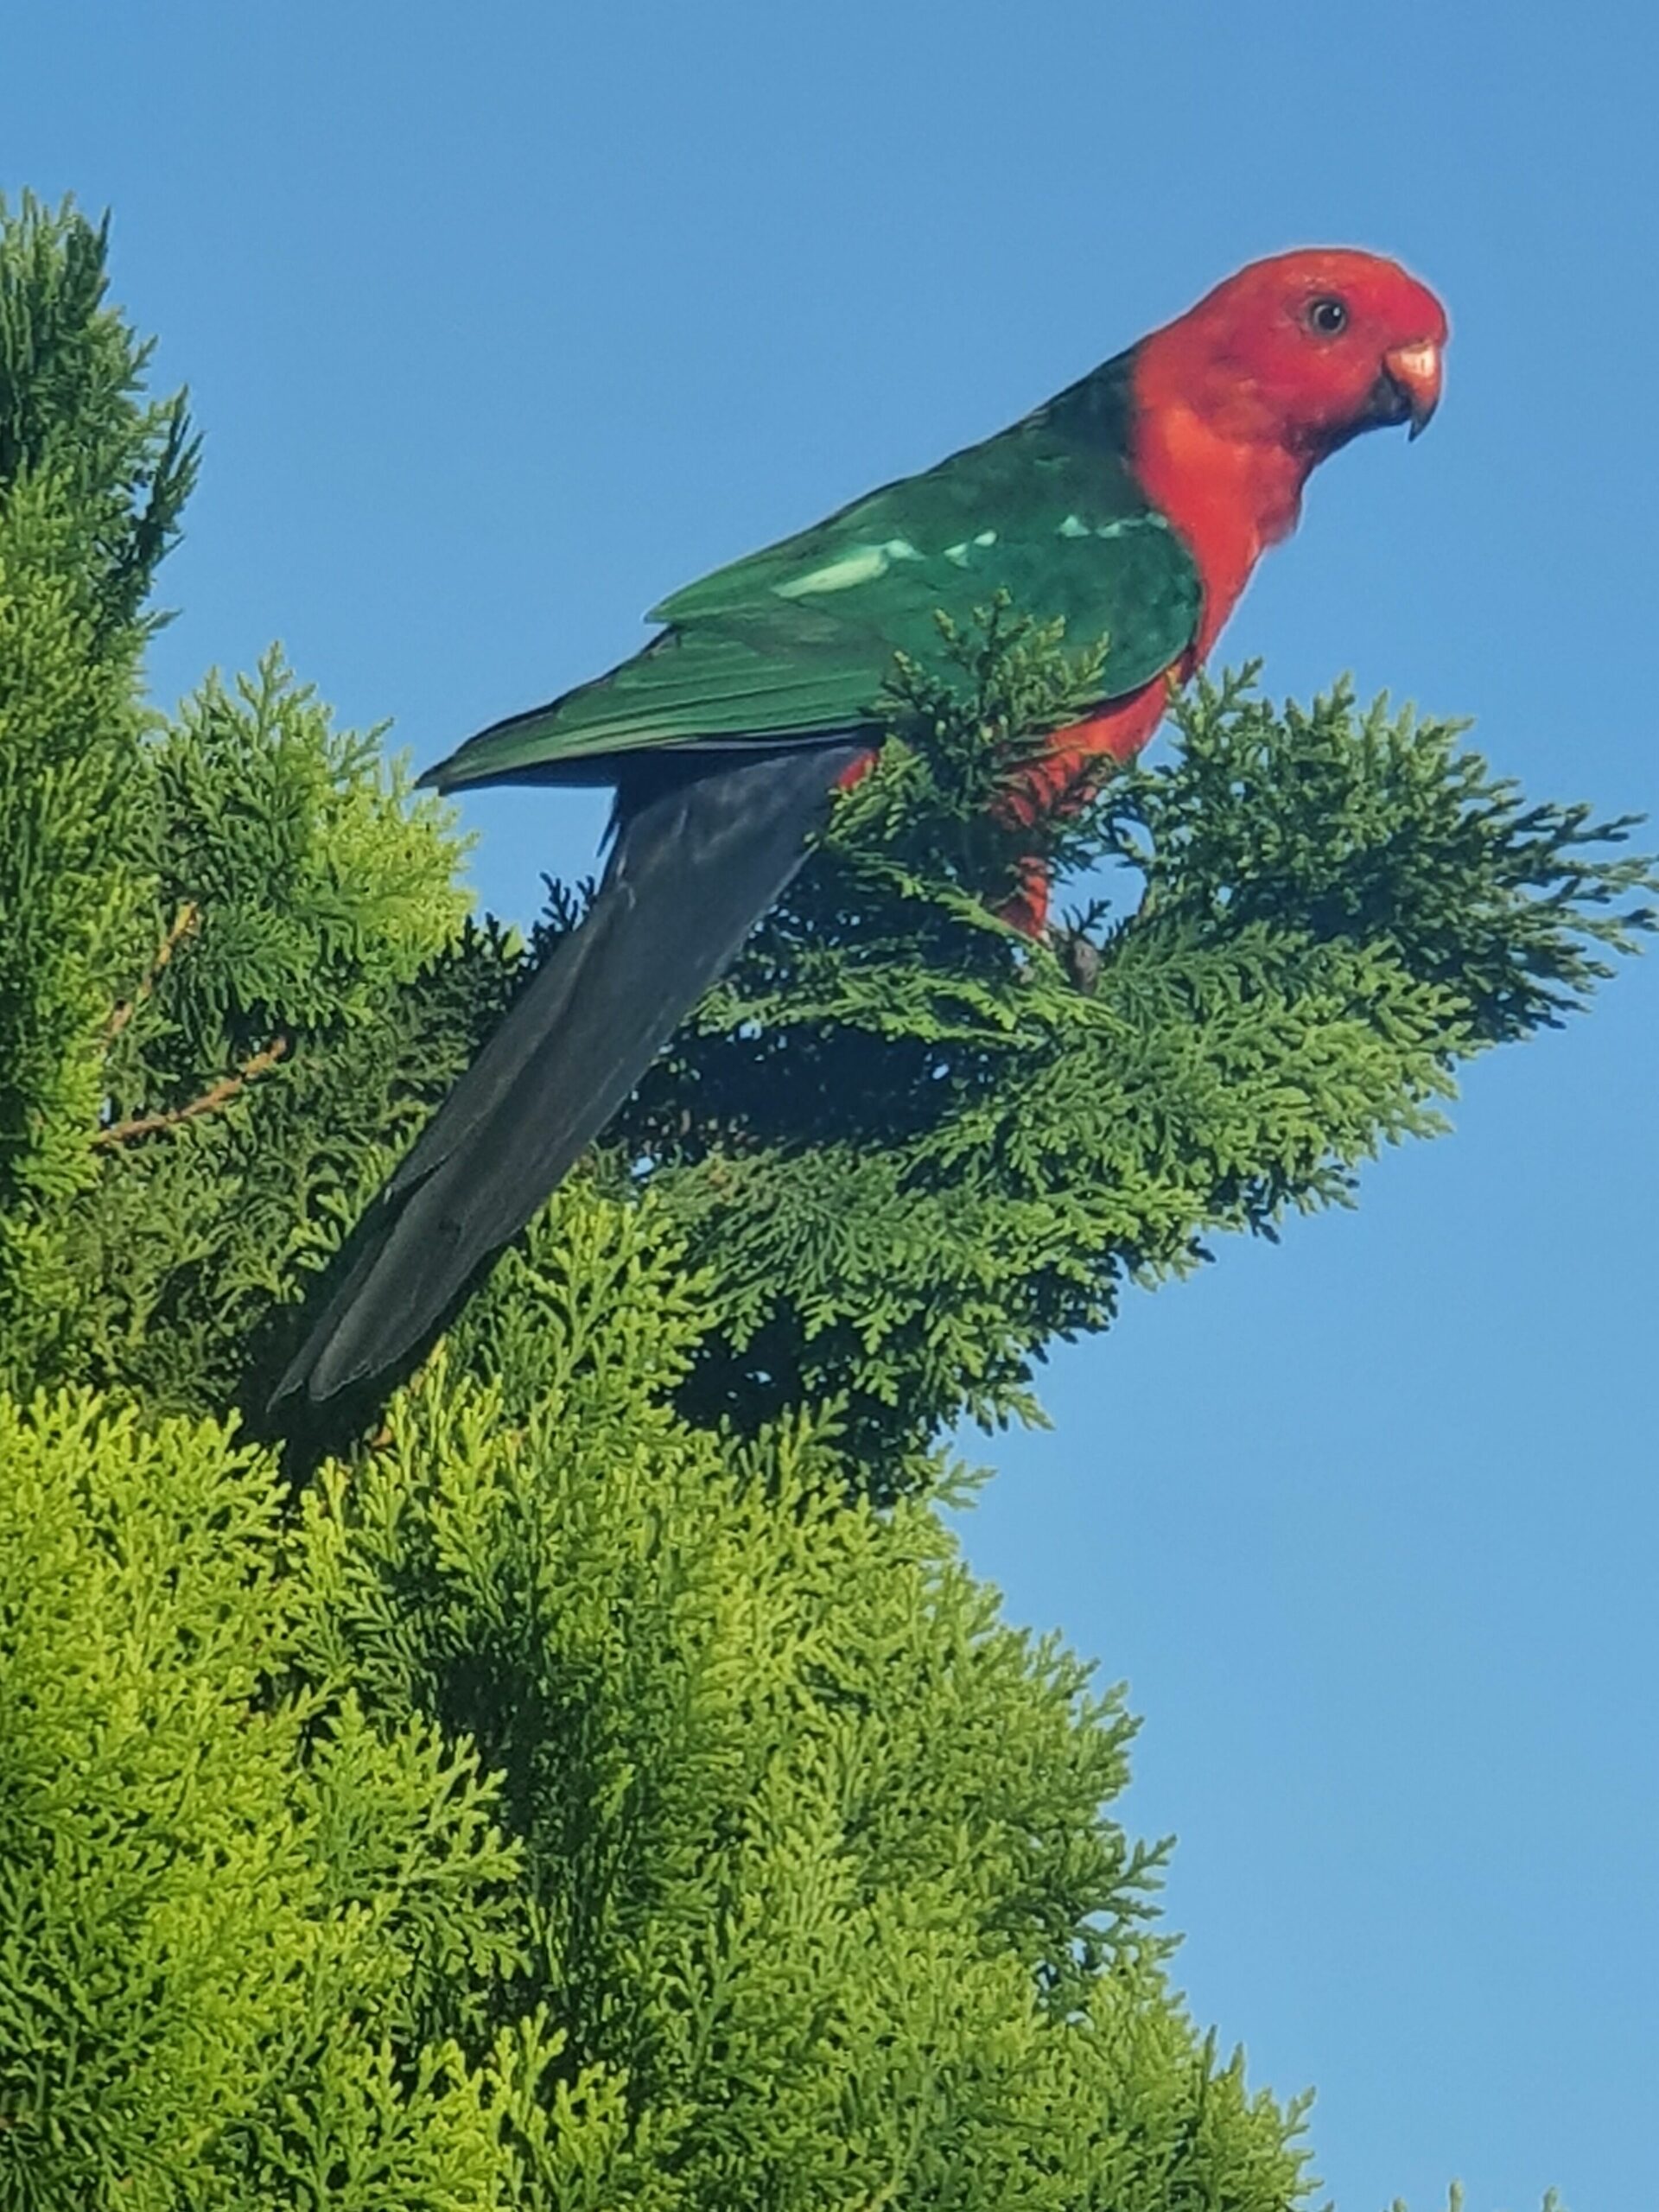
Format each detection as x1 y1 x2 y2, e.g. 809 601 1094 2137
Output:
1306 296 1349 337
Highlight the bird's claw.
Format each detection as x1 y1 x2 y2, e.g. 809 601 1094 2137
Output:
1048 926 1103 995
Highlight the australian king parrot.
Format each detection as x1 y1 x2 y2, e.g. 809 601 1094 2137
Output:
277 245 1447 1410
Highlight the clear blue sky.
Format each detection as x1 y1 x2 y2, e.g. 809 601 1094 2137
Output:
8 5 1655 2206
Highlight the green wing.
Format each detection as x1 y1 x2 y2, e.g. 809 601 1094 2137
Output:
429 353 1201 791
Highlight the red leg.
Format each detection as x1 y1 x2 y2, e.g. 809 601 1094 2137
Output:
993 680 1170 932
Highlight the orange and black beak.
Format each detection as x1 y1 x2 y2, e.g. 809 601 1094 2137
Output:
1381 340 1442 439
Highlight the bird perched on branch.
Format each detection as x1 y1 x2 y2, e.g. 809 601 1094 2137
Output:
276 245 1446 1412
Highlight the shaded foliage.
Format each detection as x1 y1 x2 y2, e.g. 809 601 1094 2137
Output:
603 619 1653 1491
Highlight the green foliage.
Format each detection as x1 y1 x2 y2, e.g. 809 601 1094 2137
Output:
1 205 1645 2206
0 192 194 641
0 1203 1313 2209
77 650 500 1414
0 205 504 1412
601 615 1655 1491
0 1389 549 2209
0 193 193 1382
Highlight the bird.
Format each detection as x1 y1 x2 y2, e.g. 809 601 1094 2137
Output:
275 246 1447 1412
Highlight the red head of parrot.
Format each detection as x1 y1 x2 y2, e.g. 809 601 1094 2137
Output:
1001 248 1448 880
1128 247 1448 658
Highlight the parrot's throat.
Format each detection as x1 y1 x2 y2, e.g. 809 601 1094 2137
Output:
1127 397 1311 660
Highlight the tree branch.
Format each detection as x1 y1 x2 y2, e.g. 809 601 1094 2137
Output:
94 1035 289 1147
105 900 200 1040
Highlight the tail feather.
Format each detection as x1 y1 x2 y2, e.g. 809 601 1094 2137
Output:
273 739 865 1410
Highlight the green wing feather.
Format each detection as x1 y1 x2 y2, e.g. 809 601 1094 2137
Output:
428 350 1201 791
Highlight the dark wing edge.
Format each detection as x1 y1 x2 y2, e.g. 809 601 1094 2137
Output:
271 738 867 1414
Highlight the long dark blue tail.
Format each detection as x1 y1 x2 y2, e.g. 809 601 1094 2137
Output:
272 739 863 1412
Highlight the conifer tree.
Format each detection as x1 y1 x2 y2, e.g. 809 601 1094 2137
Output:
0 195 192 1382
0 198 1646 2209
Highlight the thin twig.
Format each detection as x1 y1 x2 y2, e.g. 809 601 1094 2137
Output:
94 1036 290 1147
105 901 200 1040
